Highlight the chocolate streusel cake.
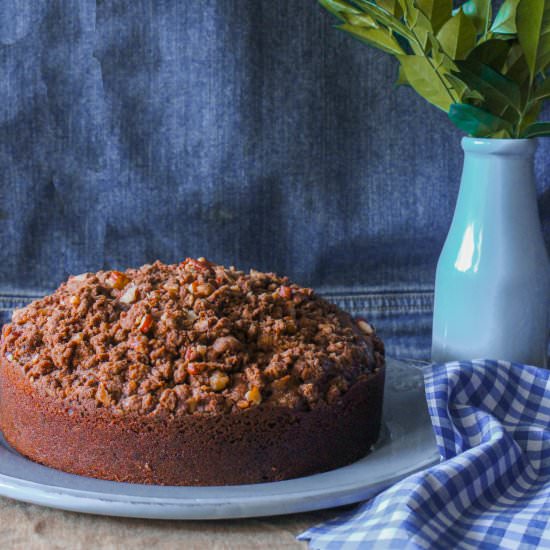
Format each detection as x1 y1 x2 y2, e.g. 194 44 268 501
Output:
0 259 385 485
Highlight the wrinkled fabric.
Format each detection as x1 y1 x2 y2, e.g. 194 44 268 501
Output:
299 361 550 549
0 1 549 359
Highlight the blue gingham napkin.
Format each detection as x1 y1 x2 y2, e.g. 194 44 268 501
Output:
298 360 550 549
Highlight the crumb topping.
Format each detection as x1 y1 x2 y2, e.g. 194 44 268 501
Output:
1 259 384 416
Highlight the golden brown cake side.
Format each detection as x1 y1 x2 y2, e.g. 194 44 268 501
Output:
0 358 384 485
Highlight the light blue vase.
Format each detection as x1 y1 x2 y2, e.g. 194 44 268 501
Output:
432 137 550 368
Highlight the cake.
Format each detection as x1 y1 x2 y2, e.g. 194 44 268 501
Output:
0 259 385 486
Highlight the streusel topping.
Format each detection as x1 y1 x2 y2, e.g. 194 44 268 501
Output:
1 259 383 416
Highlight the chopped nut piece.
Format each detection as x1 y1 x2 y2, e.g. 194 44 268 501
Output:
194 318 210 332
186 309 198 322
182 257 213 272
209 370 230 391
236 399 250 409
106 271 130 290
357 319 374 335
187 362 207 375
245 386 262 405
188 281 214 297
120 285 138 304
66 274 88 290
11 308 27 325
212 336 242 354
279 285 292 299
163 281 179 295
138 313 154 334
69 295 80 306
96 382 112 407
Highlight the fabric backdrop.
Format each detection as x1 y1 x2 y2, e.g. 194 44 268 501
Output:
1 0 549 359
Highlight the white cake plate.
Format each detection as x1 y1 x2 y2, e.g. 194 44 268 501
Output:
0 358 439 519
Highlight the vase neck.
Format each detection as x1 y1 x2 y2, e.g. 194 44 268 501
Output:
460 138 536 197
453 138 541 244
461 137 537 157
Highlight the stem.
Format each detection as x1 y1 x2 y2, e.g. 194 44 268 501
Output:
516 73 538 137
483 4 490 40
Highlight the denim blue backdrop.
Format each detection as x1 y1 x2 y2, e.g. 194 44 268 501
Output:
1 1 549 359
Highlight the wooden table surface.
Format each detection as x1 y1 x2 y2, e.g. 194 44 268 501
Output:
1 496 348 549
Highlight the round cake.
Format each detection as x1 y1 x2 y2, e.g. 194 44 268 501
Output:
0 259 385 485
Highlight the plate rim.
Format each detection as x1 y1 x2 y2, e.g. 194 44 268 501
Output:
0 358 440 519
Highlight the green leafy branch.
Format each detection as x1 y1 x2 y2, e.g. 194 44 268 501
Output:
319 0 550 138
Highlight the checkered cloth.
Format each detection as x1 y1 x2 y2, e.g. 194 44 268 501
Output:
298 360 550 549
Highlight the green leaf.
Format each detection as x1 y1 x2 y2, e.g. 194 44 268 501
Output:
396 0 414 22
410 8 433 52
396 64 409 85
445 73 484 102
319 0 361 22
519 102 543 135
444 73 471 100
521 122 550 138
342 12 379 28
350 0 415 41
428 32 456 72
448 103 512 136
516 0 550 81
490 128 513 138
376 0 403 18
466 39 512 72
394 0 444 54
462 0 492 35
455 60 521 114
339 24 405 55
463 88 485 103
392 0 431 52
436 9 478 60
490 0 520 34
415 0 452 33
532 77 550 101
397 55 455 111
503 43 531 86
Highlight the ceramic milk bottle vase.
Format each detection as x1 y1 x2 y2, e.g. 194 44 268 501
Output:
432 137 550 368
